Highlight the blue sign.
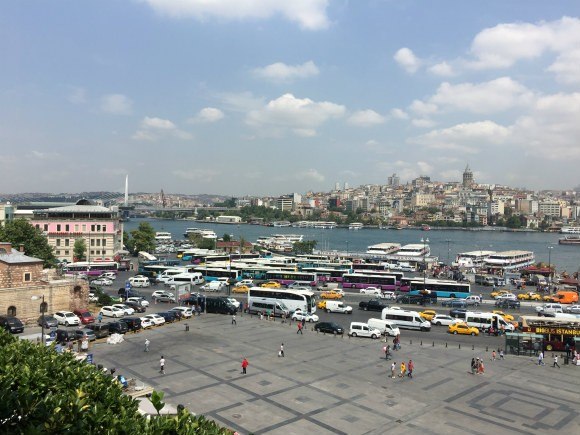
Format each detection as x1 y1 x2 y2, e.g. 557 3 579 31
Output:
125 281 132 290
86 353 94 364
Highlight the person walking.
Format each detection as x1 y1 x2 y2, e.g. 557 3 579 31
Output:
98 312 103 323
297 322 303 335
491 350 496 361
383 345 391 360
390 361 396 379
538 351 544 366
553 354 560 368
144 338 150 352
301 318 306 329
241 357 248 374
565 342 571 359
279 343 285 357
239 301 243 316
232 314 237 325
407 359 414 378
399 361 406 378
159 356 165 375
470 357 476 375
499 349 504 360
478 359 485 375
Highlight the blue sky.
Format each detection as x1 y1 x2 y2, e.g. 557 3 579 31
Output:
1 0 580 195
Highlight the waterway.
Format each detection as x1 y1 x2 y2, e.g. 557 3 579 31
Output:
124 219 580 274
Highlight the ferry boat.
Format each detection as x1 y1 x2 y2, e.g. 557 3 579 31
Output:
183 228 199 238
349 223 364 230
314 221 337 229
155 232 172 243
183 228 217 239
272 221 291 227
366 243 401 255
397 244 430 257
559 236 580 245
484 250 535 271
560 226 580 234
453 250 496 268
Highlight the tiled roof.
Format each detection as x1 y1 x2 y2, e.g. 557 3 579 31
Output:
0 248 43 264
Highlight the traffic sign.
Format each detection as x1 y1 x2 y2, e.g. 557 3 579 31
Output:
125 281 132 290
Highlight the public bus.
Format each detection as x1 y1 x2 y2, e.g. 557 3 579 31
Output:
301 267 347 282
248 287 317 314
193 267 240 282
408 279 471 299
342 273 397 291
352 263 390 272
63 261 118 276
518 315 580 351
264 270 317 286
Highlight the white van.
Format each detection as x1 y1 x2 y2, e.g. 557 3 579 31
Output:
348 322 381 339
381 308 431 331
167 273 204 287
367 318 400 337
247 300 289 317
324 300 353 314
158 268 188 284
128 276 150 288
201 281 226 292
465 311 514 331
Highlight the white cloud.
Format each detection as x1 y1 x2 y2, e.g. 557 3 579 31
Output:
547 49 580 85
67 87 87 104
100 94 133 115
347 109 385 127
133 116 192 141
253 61 319 82
30 150 60 160
246 93 345 136
394 47 421 74
417 161 433 174
141 116 176 130
217 91 265 112
190 107 225 123
428 62 455 77
296 168 325 182
409 100 437 116
141 0 331 30
439 169 462 181
389 108 409 120
411 118 437 128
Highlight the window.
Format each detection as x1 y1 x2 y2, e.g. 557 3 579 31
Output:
7 306 16 316
65 250 69 255
102 225 107 232
91 225 95 232
96 239 101 246
82 224 86 232
56 250 60 255
43 224 48 231
65 224 69 231
75 224 79 232
24 272 32 282
90 239 95 246
102 239 107 247
35 224 40 229
97 225 101 231
64 239 69 247
57 224 61 231
56 239 61 247
90 250 94 255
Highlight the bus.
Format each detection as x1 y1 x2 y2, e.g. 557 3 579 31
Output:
408 279 471 299
194 267 240 282
352 263 389 272
264 270 317 286
301 267 347 283
64 261 118 276
248 287 317 314
519 315 580 351
342 273 397 291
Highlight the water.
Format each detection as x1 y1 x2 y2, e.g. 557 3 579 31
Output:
124 219 580 273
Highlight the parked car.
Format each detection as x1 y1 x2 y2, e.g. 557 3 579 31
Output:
98 272 117 280
107 321 128 334
73 309 95 325
226 298 241 309
152 293 177 303
118 317 143 332
124 300 146 313
442 299 467 308
91 277 113 286
314 321 344 335
126 297 149 307
157 311 178 323
170 307 193 318
37 315 59 329
54 311 81 326
118 289 146 299
0 316 24 334
75 328 97 341
88 293 99 303
348 322 381 339
128 276 150 287
360 287 381 295
112 304 135 316
100 306 125 318
84 323 110 339
139 317 154 329
143 314 165 326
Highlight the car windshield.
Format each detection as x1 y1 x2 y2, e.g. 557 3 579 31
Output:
65 313 75 318
81 313 91 318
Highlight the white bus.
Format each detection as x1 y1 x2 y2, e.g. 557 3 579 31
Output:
465 312 515 332
167 272 204 286
248 287 317 315
381 308 431 331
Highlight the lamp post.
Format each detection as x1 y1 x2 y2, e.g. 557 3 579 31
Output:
547 246 553 283
445 239 451 266
421 238 429 291
346 240 349 257
31 295 45 345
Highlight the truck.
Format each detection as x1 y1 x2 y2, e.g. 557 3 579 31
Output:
358 299 389 312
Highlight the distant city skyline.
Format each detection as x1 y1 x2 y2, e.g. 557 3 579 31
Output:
1 1 580 195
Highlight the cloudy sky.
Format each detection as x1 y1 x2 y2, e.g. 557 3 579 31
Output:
2 1 580 195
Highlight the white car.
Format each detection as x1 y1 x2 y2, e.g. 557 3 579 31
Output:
92 277 113 286
126 297 149 307
360 287 381 295
98 272 117 280
565 304 580 314
128 276 150 287
227 298 241 309
140 317 154 328
143 314 165 326
170 307 193 318
100 306 125 318
495 293 517 301
235 279 254 287
54 311 81 326
88 293 99 303
380 291 396 300
152 290 175 299
112 304 135 316
291 311 319 323
431 314 462 326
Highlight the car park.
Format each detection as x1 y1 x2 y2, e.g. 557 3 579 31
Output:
430 314 459 326
0 316 24 334
84 323 110 339
100 306 125 318
291 311 319 323
314 321 344 335
92 277 113 286
124 300 146 313
54 311 81 326
170 307 193 318
360 287 381 295
348 322 381 339
112 304 135 316
442 299 467 308
448 323 479 336
126 297 149 307
143 314 165 326
37 315 59 329
139 317 154 329
118 317 142 332
73 309 95 325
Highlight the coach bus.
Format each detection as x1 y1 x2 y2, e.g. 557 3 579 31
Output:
301 267 347 283
519 315 580 351
193 267 240 282
342 273 397 291
263 270 317 286
248 287 316 314
64 261 118 276
408 279 471 299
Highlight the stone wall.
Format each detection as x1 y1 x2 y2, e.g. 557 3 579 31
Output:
0 262 44 289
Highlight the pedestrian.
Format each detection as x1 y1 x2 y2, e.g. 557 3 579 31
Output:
297 322 303 334
538 351 544 366
301 318 306 329
144 338 150 352
239 301 243 316
383 345 390 360
241 357 248 374
81 336 89 352
565 342 571 358
260 311 264 321
399 361 406 378
478 359 485 374
553 355 560 368
390 361 396 379
279 343 285 357
499 349 504 360
491 350 496 361
470 357 476 375
232 314 237 325
98 312 103 323
407 359 414 378
281 312 286 324
159 355 165 374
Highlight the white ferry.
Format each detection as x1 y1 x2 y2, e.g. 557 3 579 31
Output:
453 250 495 268
155 232 172 242
366 243 401 255
349 223 364 230
183 228 199 237
397 244 430 257
314 221 337 229
561 227 580 234
484 250 535 271
272 221 291 227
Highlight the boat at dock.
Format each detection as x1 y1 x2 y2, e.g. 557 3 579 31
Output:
349 223 364 230
559 236 580 245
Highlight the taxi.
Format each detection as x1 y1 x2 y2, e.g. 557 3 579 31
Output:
260 281 281 289
543 295 554 302
448 323 479 336
492 310 514 322
317 300 327 310
232 285 250 294
517 292 542 301
490 289 510 299
321 290 343 300
419 310 437 321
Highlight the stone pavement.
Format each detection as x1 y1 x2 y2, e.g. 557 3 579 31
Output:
90 314 580 435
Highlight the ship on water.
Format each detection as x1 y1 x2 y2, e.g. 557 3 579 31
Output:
559 236 580 245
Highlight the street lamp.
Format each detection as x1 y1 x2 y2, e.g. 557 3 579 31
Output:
547 246 553 283
345 240 349 257
421 238 429 291
445 239 451 266
31 295 45 345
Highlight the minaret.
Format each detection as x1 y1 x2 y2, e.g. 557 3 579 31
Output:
124 175 129 206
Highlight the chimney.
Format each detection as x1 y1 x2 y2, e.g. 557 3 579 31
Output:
19 244 25 253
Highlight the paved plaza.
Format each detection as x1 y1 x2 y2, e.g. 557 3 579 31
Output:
90 314 580 434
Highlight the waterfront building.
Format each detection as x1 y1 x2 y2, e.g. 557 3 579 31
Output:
216 215 242 224
538 201 561 217
31 200 122 263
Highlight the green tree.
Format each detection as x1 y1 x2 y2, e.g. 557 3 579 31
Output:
0 219 56 267
292 240 317 254
222 233 232 242
130 222 156 253
73 238 87 261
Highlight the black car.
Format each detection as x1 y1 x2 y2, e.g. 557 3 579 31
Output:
37 315 59 329
55 329 75 344
118 317 142 332
124 300 146 313
0 316 24 334
157 311 178 323
449 308 468 319
84 323 110 339
118 288 145 299
314 322 344 335
495 299 521 309
107 321 128 334
442 299 467 308
181 296 201 306
397 294 438 305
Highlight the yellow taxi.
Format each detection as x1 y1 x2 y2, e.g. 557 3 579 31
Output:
232 285 250 294
448 323 479 336
490 289 510 299
317 300 327 310
260 281 281 289
543 295 554 302
419 310 437 321
321 290 343 300
492 310 514 322
517 292 542 301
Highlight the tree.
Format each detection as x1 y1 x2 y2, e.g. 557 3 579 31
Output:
293 240 317 255
73 238 87 261
130 222 156 253
0 219 56 267
222 233 232 242
0 330 233 434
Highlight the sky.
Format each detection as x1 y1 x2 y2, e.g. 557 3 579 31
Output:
1 0 580 196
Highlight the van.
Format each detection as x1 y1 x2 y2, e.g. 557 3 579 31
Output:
202 281 226 292
128 276 150 288
348 322 381 339
158 268 188 284
324 300 353 314
475 274 495 286
548 291 579 305
536 303 563 315
382 308 431 331
465 311 514 332
84 323 110 339
247 300 289 317
205 297 237 315
167 273 204 287
367 318 400 337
